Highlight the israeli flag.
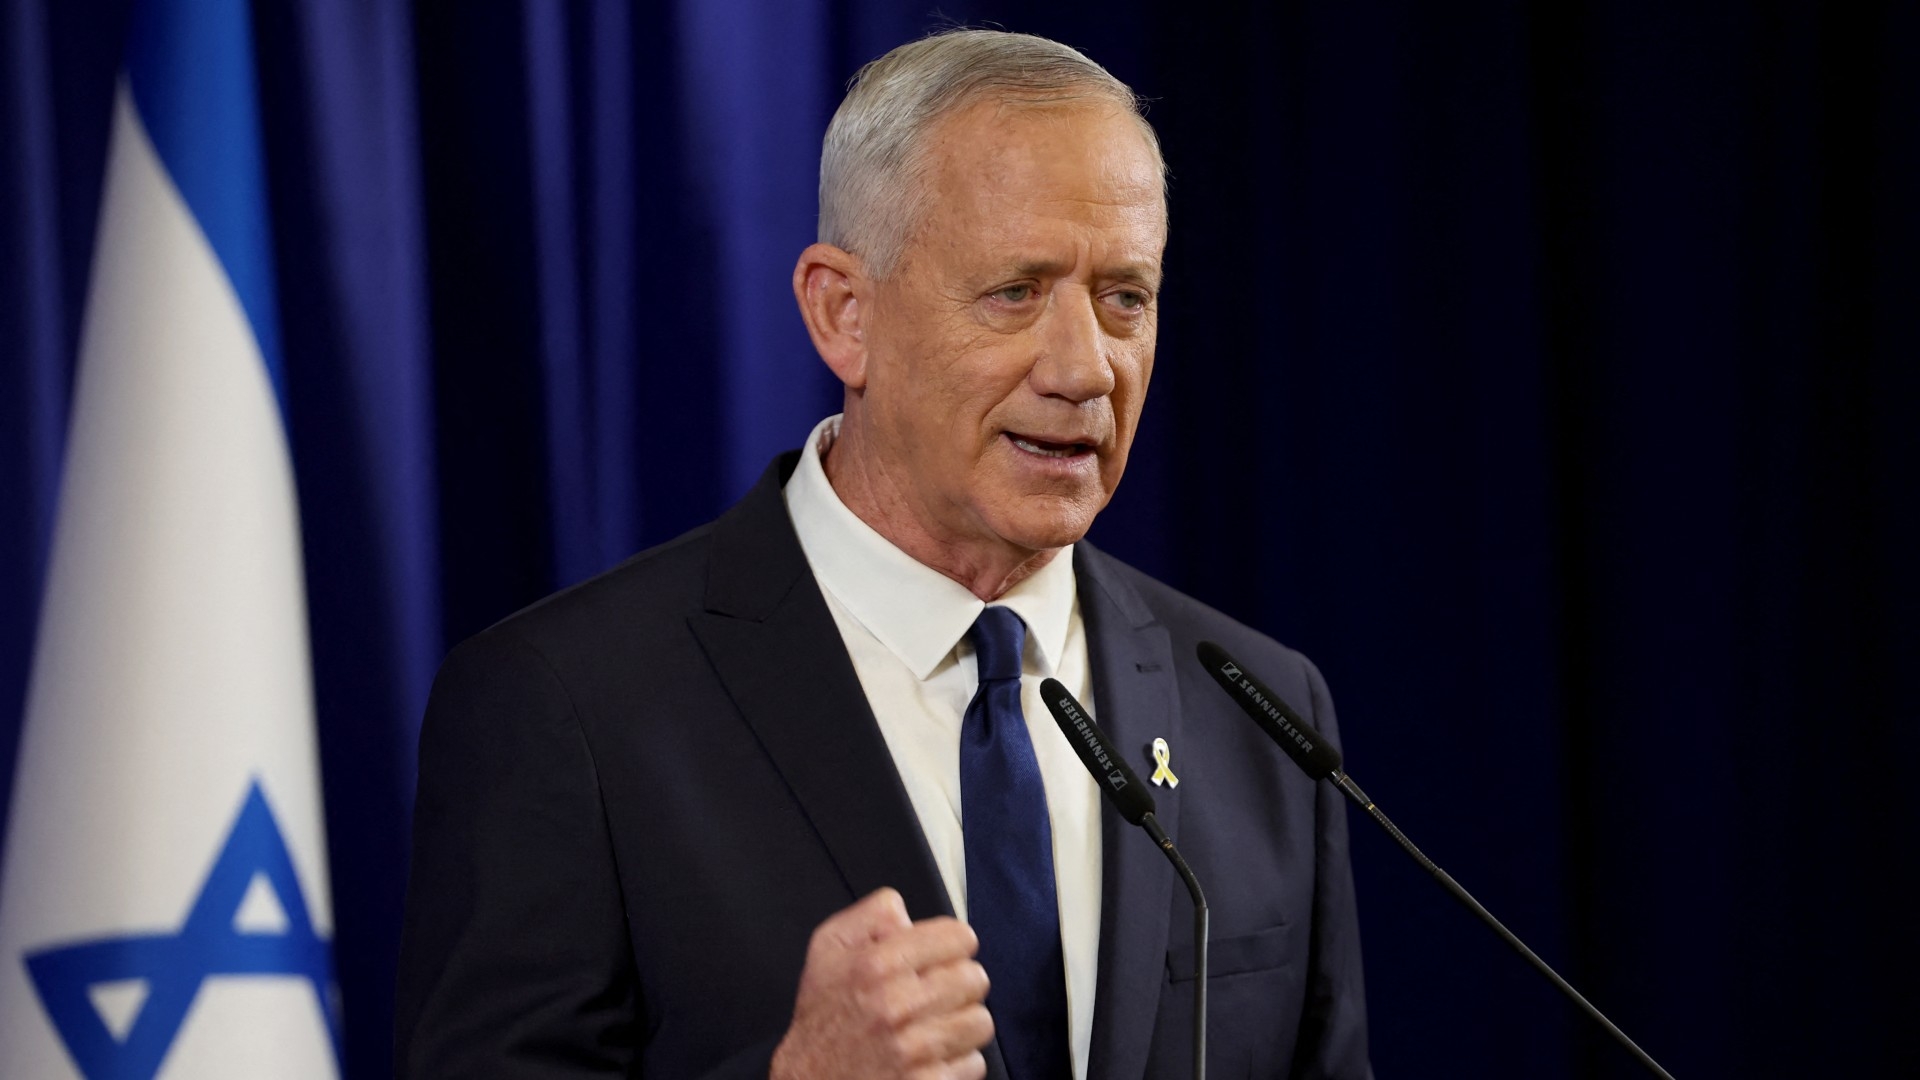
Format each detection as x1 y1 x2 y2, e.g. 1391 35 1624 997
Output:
0 0 341 1076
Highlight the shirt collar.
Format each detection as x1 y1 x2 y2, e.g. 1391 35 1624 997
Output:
783 414 1078 681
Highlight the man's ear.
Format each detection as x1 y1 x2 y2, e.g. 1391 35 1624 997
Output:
792 243 869 390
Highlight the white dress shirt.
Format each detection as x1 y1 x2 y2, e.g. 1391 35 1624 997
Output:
784 414 1104 1079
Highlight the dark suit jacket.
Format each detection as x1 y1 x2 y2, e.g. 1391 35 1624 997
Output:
396 454 1371 1079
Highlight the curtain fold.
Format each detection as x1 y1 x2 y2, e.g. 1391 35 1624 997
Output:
0 0 78 848
247 5 438 1076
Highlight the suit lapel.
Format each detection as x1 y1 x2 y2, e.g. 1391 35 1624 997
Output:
687 455 953 922
687 456 1011 1080
1077 545 1182 1080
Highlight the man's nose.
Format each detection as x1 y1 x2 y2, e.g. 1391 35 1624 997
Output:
1030 289 1116 402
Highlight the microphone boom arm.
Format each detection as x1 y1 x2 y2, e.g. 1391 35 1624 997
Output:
1196 641 1678 1080
1331 771 1676 1080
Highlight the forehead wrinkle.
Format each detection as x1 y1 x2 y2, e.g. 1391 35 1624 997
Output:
950 216 1164 292
1107 262 1163 289
998 255 1162 286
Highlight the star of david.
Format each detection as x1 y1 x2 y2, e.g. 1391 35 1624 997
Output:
23 780 342 1079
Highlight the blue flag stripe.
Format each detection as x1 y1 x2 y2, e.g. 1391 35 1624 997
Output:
123 0 285 405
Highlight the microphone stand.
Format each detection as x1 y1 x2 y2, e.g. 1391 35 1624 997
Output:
1142 811 1207 1080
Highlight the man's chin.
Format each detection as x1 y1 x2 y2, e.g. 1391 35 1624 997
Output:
985 502 1101 554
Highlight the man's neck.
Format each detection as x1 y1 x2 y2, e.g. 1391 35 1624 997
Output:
821 427 1060 603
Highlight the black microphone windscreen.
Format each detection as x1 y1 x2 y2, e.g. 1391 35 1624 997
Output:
1039 677 1156 826
1195 641 1343 780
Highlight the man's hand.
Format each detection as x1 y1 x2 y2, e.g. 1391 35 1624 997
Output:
771 888 993 1080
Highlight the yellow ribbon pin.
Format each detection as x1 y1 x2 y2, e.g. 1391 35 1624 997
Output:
1150 737 1179 788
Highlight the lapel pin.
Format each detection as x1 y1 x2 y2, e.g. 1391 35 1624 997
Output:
1149 737 1179 788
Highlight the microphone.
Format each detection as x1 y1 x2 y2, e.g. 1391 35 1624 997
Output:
1194 641 1678 1080
1040 678 1207 1080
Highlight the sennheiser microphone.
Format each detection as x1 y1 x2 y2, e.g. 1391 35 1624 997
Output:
1194 641 1678 1080
1040 678 1208 1080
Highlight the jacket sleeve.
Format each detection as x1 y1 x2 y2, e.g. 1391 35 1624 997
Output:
394 629 643 1078
1288 656 1375 1080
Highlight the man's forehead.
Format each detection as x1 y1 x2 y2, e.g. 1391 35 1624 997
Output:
925 104 1162 213
930 194 1167 286
954 193 1167 279
933 97 1160 176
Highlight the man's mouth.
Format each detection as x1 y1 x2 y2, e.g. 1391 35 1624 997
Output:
1008 434 1095 459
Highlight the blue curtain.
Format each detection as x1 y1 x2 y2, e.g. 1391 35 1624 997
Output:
3 2 1915 1077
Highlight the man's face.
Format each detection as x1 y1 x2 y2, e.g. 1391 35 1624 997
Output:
856 100 1167 559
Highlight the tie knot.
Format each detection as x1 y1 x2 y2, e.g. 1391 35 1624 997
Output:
968 606 1026 683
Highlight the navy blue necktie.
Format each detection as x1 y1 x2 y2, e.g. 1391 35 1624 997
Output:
961 606 1070 1080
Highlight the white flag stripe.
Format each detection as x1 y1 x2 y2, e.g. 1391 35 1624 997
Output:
0 78 336 1079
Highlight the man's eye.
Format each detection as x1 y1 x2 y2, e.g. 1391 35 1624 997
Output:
1111 290 1148 311
993 284 1035 303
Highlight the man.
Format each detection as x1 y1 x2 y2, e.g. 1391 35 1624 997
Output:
396 29 1371 1080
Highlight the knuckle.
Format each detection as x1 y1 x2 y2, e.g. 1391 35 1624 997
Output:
891 1026 932 1066
850 948 896 984
963 960 990 997
944 926 979 964
871 985 915 1027
851 983 889 1021
860 977 925 1026
915 1050 986 1080
959 1003 994 1044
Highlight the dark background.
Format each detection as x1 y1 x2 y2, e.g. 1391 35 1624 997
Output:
4 1 1915 1077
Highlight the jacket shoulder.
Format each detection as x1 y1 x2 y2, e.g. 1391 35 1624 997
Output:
1079 545 1313 668
1077 543 1339 735
448 520 719 675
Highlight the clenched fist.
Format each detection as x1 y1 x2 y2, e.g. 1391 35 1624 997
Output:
771 888 994 1080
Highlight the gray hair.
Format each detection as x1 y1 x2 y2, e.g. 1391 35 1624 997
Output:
818 29 1165 278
